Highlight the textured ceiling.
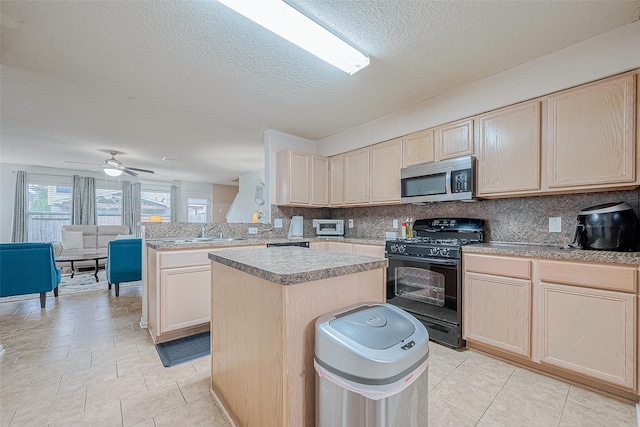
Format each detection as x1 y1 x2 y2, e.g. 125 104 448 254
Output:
1 1 639 184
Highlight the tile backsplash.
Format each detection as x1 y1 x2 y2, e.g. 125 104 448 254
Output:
145 189 639 246
314 189 640 246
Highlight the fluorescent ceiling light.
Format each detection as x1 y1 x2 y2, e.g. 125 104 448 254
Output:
217 0 369 75
104 168 122 177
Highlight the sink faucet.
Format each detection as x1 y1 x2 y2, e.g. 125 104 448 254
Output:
201 224 223 239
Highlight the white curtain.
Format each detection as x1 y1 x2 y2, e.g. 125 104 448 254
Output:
170 185 178 223
11 171 27 242
122 181 141 237
71 175 96 225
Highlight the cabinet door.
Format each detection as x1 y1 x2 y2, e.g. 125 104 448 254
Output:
435 118 474 161
403 129 434 167
352 244 384 258
464 272 531 357
370 138 402 203
160 265 211 333
329 155 344 206
276 149 310 205
343 148 370 204
311 156 329 206
476 101 541 195
548 73 636 188
326 242 353 254
537 282 635 389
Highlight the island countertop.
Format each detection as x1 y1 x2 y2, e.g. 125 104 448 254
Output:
208 246 388 285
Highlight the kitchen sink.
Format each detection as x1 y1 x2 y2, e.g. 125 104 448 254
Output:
167 237 246 244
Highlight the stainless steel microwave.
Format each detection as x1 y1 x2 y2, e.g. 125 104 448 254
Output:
401 156 476 204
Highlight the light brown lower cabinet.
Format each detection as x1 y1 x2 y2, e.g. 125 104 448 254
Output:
160 265 211 334
464 272 531 357
463 253 637 395
536 281 635 389
147 245 263 343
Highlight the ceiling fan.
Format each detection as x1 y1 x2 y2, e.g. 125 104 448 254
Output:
66 151 155 177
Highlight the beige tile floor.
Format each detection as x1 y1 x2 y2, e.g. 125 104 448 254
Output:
0 285 637 426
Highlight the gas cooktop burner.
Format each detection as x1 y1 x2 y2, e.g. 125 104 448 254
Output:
385 217 485 259
401 237 464 246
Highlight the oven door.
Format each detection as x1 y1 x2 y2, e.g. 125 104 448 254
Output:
386 253 464 348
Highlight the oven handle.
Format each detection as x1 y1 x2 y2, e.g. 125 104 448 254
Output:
385 254 459 266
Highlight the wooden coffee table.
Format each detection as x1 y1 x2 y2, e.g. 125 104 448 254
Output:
55 253 108 282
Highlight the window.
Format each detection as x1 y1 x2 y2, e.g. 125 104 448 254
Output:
187 197 208 222
96 187 122 225
27 183 72 242
141 190 171 222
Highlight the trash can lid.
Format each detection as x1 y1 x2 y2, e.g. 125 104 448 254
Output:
328 305 416 350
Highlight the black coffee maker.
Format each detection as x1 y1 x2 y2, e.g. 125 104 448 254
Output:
572 202 639 251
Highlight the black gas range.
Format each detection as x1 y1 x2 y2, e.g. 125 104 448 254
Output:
385 218 485 348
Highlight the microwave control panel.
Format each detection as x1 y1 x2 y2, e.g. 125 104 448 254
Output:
451 169 472 193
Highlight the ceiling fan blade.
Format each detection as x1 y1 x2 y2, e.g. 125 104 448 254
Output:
65 160 102 166
121 168 138 176
125 166 155 174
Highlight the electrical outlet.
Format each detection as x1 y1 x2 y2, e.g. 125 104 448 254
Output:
274 219 283 228
392 219 399 229
348 219 354 228
248 227 258 234
549 217 561 233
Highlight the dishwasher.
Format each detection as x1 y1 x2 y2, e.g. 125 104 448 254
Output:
266 241 310 248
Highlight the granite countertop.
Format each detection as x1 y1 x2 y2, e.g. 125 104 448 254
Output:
145 236 384 250
463 242 640 265
208 246 388 285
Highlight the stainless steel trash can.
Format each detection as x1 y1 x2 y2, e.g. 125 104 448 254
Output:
315 302 429 427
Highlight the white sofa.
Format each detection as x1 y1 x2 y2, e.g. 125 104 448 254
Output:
53 225 130 268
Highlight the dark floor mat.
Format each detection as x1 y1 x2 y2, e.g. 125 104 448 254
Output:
155 331 210 367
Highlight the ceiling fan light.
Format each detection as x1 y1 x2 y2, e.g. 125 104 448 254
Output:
104 168 122 177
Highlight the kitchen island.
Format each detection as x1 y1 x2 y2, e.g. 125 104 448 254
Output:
208 246 387 427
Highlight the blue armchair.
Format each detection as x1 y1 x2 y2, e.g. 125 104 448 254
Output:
106 239 142 297
0 243 61 308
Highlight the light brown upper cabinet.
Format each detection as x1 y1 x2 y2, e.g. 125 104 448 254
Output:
276 149 328 206
329 155 344 207
276 149 310 205
310 156 329 206
435 118 474 161
476 100 541 196
402 129 434 167
547 72 637 189
370 138 403 203
343 147 370 204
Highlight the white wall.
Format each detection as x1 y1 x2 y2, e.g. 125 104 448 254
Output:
264 129 316 220
225 169 265 223
316 21 640 156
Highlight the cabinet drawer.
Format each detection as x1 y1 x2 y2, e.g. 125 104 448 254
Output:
539 260 636 293
159 249 212 269
464 254 531 279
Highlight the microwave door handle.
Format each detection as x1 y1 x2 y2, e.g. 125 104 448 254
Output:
445 170 452 195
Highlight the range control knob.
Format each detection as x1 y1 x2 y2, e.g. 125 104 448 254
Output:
391 244 406 253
